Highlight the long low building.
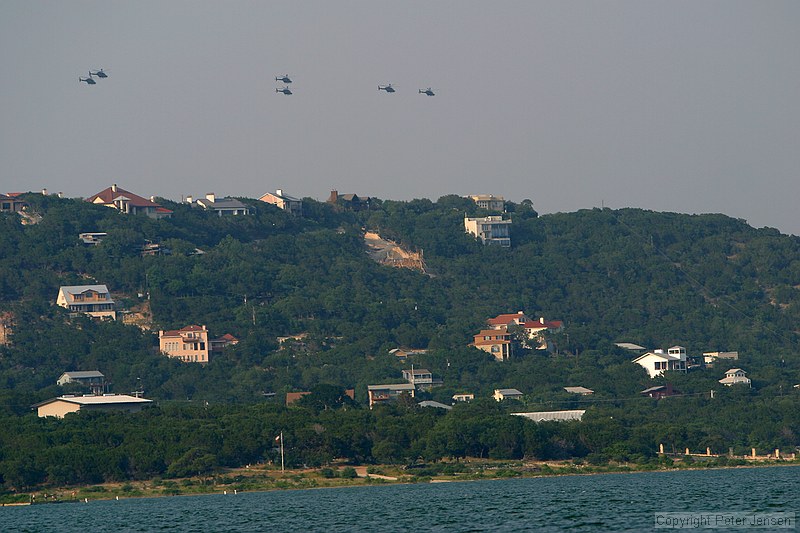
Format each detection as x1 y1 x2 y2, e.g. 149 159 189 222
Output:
33 394 153 418
511 410 586 423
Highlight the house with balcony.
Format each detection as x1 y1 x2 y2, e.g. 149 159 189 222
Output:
472 329 513 361
402 368 442 390
259 189 303 215
85 184 172 219
633 346 688 378
57 371 107 394
187 193 252 216
57 285 116 320
464 215 511 247
719 368 751 387
159 325 210 363
486 311 564 351
468 194 505 212
367 383 415 408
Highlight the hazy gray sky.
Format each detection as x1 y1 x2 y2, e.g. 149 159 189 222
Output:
2 1 800 234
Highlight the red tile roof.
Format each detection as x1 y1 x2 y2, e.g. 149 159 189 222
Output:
86 185 164 209
487 312 529 326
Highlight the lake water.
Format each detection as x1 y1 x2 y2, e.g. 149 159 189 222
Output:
2 466 798 532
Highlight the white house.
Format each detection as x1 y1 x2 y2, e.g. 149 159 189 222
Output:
464 215 511 247
56 285 116 320
633 346 687 378
719 368 751 387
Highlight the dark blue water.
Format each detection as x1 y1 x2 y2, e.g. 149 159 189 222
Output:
2 466 798 532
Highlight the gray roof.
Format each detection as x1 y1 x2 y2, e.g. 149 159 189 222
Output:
495 388 523 396
564 386 594 394
368 383 416 391
512 410 586 422
59 284 110 295
198 197 250 210
615 342 647 351
60 371 105 379
418 400 452 410
58 285 114 304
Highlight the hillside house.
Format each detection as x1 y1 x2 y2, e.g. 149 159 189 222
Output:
564 386 594 395
57 285 116 320
452 393 474 403
486 312 564 351
493 388 524 401
640 384 680 399
472 330 513 361
327 190 371 211
34 394 152 418
615 342 647 353
464 215 511 247
259 189 303 215
633 346 688 378
389 348 428 360
401 368 442 390
719 368 751 387
468 194 505 212
159 325 210 363
57 371 106 394
512 410 585 422
211 333 239 352
187 193 252 216
79 232 107 245
0 193 29 213
703 351 739 366
86 184 172 219
367 383 415 408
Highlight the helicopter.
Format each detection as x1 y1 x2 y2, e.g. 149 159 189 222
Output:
276 86 293 95
419 87 435 96
275 75 292 84
378 84 396 93
90 69 108 78
79 73 96 85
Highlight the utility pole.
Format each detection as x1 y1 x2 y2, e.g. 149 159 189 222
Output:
279 432 285 472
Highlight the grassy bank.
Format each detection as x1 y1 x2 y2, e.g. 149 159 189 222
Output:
4 456 798 505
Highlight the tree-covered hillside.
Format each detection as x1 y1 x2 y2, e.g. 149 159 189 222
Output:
2 193 800 404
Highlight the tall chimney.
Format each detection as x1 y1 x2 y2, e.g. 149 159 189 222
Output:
186 195 193 204
112 184 117 193
276 189 283 197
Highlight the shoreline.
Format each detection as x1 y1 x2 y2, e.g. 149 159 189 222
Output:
6 458 799 506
